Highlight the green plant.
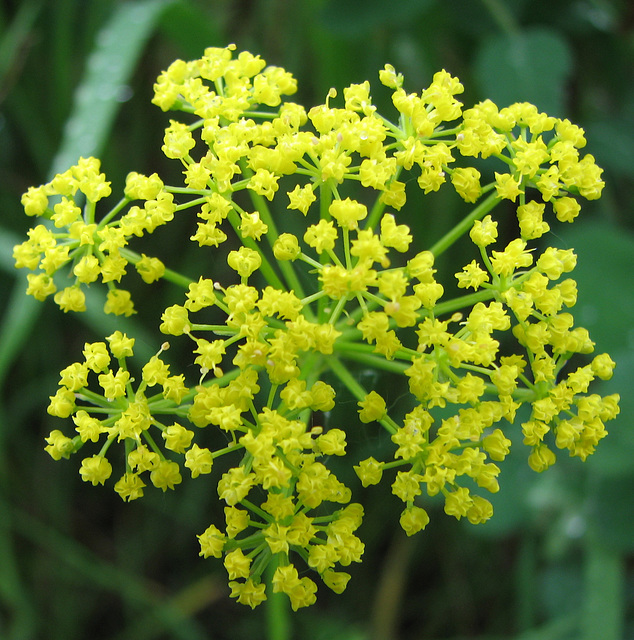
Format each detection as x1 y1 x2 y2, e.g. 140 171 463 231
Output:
11 41 620 629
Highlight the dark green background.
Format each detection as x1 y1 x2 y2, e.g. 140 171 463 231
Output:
1 1 633 638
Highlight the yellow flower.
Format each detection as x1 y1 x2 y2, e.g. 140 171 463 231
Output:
79 456 112 486
104 289 135 317
184 278 217 312
304 219 337 253
451 167 481 202
44 429 75 460
528 444 556 472
162 120 196 158
238 211 268 240
128 445 160 473
247 168 279 200
54 286 86 313
553 196 580 222
287 184 316 214
73 410 104 443
228 579 267 609
73 255 101 284
198 524 226 558
444 487 473 519
162 424 194 453
26 273 57 300
142 355 170 386
135 254 165 283
469 215 498 247
150 460 182 491
354 457 383 487
227 246 262 278
114 473 145 502
316 429 347 456
21 185 49 216
399 506 430 536
106 331 135 358
273 233 301 260
224 548 252 580
124 171 164 200
494 172 523 201
490 239 533 277
98 369 130 400
83 342 110 372
455 260 489 290
160 304 190 335
329 198 367 230
357 391 387 422
380 214 412 252
184 444 214 478
392 470 423 502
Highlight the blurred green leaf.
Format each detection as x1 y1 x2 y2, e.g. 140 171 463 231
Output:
7 501 211 640
0 490 36 640
158 0 223 60
0 0 176 404
51 0 175 176
558 222 634 355
514 614 576 640
581 539 624 640
468 422 535 536
0 275 41 391
0 0 41 99
584 117 634 177
587 474 634 553
320 0 433 36
474 27 573 115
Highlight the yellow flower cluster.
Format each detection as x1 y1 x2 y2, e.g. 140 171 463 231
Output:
14 159 173 315
21 45 618 609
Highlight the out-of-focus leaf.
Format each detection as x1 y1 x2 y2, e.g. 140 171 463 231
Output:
158 0 222 60
474 27 573 115
584 118 634 177
51 0 174 176
8 501 210 640
539 562 583 624
581 539 624 640
0 228 21 274
320 0 433 37
560 222 634 356
0 0 41 100
0 276 41 391
514 614 577 640
561 221 634 480
1 0 174 400
587 474 634 554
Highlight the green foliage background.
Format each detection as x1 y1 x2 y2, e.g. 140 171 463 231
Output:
1 1 633 638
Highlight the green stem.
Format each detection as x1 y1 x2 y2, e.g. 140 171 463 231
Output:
240 165 310 305
118 247 193 289
225 208 287 292
428 191 500 257
164 186 214 196
98 197 131 227
364 165 404 230
327 357 397 435
433 288 497 316
265 556 291 640
334 341 411 374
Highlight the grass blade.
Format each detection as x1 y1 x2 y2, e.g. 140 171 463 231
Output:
50 0 174 176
